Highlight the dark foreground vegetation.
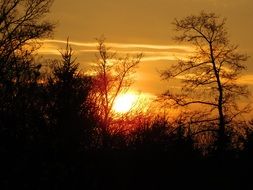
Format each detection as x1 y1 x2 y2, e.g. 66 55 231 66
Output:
1 0 253 189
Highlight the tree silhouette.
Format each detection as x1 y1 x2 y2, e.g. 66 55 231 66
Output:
47 39 92 152
88 37 142 147
0 0 54 144
0 0 54 137
0 0 54 85
0 1 55 188
162 12 250 152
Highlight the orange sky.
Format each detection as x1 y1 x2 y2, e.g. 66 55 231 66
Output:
42 0 253 96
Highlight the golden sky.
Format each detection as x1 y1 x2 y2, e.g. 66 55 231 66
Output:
43 0 253 96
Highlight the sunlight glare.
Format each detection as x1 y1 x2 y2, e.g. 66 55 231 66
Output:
113 93 137 114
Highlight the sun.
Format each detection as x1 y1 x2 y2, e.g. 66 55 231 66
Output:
113 93 137 114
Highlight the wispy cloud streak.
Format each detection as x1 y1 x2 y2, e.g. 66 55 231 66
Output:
37 38 193 62
40 39 192 51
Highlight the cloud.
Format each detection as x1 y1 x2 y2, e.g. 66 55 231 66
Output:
40 39 192 51
37 39 193 62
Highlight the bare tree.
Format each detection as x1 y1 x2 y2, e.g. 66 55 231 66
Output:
162 12 250 151
0 0 54 84
88 37 142 144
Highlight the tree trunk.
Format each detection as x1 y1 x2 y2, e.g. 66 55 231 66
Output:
210 43 226 153
217 96 226 153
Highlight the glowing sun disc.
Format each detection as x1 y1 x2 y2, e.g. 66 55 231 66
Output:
113 93 137 113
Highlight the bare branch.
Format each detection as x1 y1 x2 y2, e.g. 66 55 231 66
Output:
163 12 250 149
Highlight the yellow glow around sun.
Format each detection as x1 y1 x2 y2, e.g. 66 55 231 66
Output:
113 93 137 114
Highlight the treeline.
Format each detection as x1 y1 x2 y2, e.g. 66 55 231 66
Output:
0 39 202 189
1 0 253 189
